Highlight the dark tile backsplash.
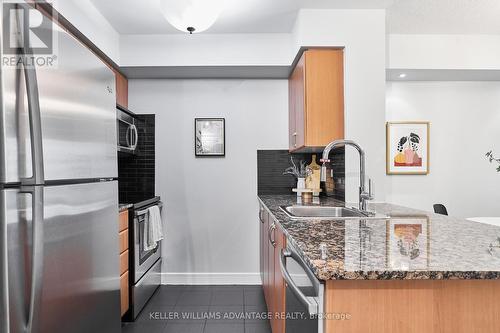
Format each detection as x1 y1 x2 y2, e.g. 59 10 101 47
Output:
118 114 155 204
257 149 345 201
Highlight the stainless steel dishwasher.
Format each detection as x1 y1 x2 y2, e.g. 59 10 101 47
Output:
279 244 325 333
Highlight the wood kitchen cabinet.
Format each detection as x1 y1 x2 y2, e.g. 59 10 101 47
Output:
289 49 345 152
114 70 129 108
267 221 275 323
259 203 286 333
272 224 286 333
259 204 269 302
118 210 130 317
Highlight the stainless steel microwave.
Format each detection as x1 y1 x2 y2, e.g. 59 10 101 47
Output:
117 107 138 154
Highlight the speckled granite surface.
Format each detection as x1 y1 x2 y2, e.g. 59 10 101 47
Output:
258 195 500 281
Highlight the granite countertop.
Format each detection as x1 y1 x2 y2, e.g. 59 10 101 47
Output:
119 203 133 212
258 194 500 281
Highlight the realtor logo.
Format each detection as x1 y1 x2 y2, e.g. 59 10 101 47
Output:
2 1 57 67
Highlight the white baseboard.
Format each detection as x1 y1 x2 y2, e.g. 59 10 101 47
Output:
161 273 262 285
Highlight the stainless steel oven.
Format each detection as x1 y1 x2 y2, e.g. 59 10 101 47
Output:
279 243 325 333
117 107 138 154
134 201 163 282
129 197 163 320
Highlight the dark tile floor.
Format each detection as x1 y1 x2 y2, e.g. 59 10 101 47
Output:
122 285 272 333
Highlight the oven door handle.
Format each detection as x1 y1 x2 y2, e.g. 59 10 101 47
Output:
279 249 319 316
135 203 163 217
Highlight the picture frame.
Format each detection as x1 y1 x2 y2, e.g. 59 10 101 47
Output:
386 121 430 175
195 118 225 157
386 216 430 271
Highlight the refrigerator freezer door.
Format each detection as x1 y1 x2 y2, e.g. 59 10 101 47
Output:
3 181 121 333
1 19 117 185
36 26 117 181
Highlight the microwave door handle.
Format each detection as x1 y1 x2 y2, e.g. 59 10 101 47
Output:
279 249 319 316
125 125 131 148
130 124 138 150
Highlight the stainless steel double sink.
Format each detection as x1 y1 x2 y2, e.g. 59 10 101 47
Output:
280 205 389 220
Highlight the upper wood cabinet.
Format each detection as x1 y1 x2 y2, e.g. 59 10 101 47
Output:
114 70 129 108
289 49 345 152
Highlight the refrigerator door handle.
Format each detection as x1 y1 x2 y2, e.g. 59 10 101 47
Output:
20 186 44 333
0 191 8 333
21 51 45 186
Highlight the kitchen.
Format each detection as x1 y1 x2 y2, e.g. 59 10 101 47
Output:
1 1 500 333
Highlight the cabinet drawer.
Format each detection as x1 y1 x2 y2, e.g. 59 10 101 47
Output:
120 250 129 276
120 271 129 316
119 229 129 254
119 210 128 232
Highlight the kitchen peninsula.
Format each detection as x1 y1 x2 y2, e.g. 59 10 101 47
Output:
258 195 500 333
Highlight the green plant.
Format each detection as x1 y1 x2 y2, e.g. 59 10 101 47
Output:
486 151 500 172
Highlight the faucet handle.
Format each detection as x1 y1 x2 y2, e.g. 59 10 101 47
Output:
367 178 374 199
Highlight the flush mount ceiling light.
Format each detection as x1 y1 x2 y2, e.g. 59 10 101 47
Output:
160 0 224 34
399 73 407 78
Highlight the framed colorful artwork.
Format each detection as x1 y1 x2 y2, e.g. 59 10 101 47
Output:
386 121 430 175
386 216 430 271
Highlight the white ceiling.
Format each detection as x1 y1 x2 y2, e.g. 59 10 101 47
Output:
387 0 500 34
90 0 392 34
91 0 500 35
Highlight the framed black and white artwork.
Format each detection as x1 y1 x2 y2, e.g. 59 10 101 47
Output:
195 118 225 157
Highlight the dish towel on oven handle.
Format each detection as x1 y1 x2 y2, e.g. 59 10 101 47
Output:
143 205 164 252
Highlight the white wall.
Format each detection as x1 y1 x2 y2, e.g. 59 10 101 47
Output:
129 79 288 284
53 0 120 63
292 9 387 203
386 82 500 218
120 33 293 67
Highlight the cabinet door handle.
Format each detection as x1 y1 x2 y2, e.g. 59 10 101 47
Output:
292 132 297 148
272 224 276 248
268 223 276 247
259 207 264 223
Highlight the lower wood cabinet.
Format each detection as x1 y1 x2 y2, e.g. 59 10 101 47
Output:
259 203 286 333
120 271 129 317
119 250 129 276
272 225 286 333
259 205 269 301
118 210 130 317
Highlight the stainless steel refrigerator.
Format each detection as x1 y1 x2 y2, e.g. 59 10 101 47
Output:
1 6 121 333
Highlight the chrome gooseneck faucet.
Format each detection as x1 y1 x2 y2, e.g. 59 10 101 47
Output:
320 139 373 211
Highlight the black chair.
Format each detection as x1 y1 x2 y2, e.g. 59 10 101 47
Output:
433 204 448 216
